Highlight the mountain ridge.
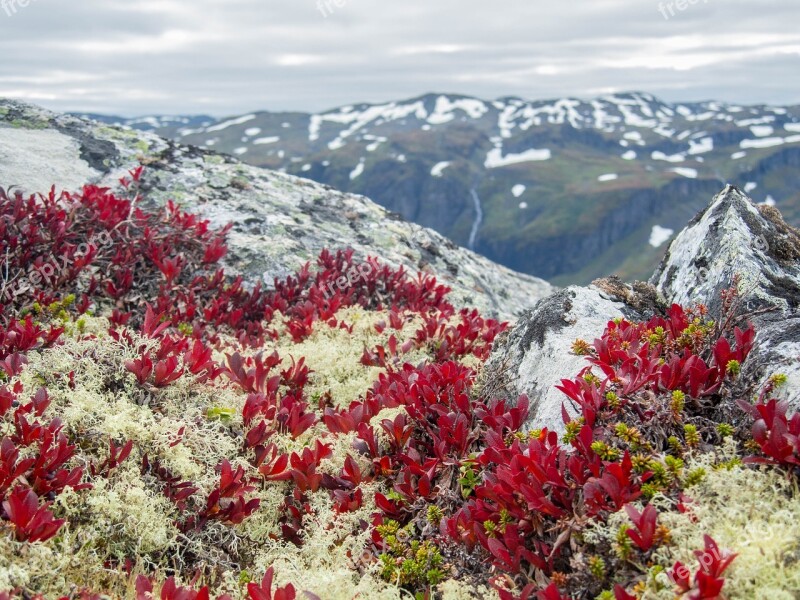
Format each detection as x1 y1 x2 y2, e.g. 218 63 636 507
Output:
76 91 800 285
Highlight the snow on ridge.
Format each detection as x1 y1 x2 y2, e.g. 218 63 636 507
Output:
750 125 775 137
688 137 714 155
362 134 388 152
431 161 451 177
736 116 775 127
623 131 644 142
622 150 637 160
740 137 784 149
591 100 622 131
652 151 685 163
731 151 747 160
328 138 346 151
253 136 280 145
349 159 365 180
653 126 676 138
206 114 256 133
427 95 488 125
244 127 262 137
785 123 800 133
598 173 618 182
685 111 716 122
671 167 698 179
309 101 428 146
649 225 674 248
512 184 526 198
485 147 551 168
604 95 659 129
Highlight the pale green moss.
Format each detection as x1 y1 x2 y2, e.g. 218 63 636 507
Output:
57 465 178 556
203 154 226 165
1 302 489 598
587 442 800 600
251 480 404 600
266 307 428 407
437 579 500 599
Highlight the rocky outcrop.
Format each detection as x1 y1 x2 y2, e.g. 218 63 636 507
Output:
651 184 800 411
481 281 662 431
485 185 800 432
0 100 553 321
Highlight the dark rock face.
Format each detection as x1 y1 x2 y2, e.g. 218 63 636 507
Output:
485 185 800 432
477 178 725 279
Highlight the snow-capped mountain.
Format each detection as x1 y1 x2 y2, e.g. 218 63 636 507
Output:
86 92 800 284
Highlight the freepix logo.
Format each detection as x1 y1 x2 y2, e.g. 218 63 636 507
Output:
658 0 711 20
317 0 347 19
2 0 38 17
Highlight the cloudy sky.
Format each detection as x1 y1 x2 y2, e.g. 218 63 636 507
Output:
0 0 798 116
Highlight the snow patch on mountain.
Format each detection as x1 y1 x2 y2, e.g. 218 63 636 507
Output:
649 225 674 248
485 147 551 168
671 167 698 179
428 96 487 125
652 151 685 163
431 161 450 177
349 159 365 180
512 184 526 198
741 137 784 149
688 137 714 155
206 114 256 133
253 136 280 145
750 125 775 137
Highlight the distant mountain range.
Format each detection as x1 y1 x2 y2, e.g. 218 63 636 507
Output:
76 92 800 284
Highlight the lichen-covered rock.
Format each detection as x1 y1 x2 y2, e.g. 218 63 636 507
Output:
484 184 800 433
481 286 648 432
0 99 553 321
651 184 800 411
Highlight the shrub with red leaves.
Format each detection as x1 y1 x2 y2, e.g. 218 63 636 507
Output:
669 535 737 599
1 486 64 542
740 397 800 470
1 177 786 600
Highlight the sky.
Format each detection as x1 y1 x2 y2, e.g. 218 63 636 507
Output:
0 0 798 117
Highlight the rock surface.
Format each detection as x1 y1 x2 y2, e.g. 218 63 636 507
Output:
0 100 553 321
486 185 800 432
481 283 662 432
651 184 800 411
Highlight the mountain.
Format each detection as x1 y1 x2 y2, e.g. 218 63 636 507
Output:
2 99 552 320
91 92 800 285
71 112 216 137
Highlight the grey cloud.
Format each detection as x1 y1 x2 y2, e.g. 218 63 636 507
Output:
0 0 797 115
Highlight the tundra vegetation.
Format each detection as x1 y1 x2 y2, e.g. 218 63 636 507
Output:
0 170 797 599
